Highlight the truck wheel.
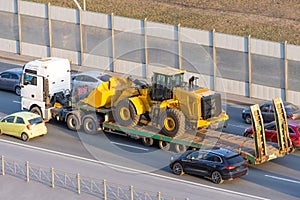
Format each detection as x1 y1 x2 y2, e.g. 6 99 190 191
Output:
30 106 42 117
114 99 140 127
159 109 185 137
158 140 170 151
174 144 187 153
83 117 98 135
66 114 81 131
141 137 154 147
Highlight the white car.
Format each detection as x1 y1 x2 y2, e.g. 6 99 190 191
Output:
72 71 111 97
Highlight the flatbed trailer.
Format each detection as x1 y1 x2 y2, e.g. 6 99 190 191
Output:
102 121 285 165
52 100 293 165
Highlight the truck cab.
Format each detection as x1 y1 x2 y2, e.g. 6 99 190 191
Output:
21 57 71 120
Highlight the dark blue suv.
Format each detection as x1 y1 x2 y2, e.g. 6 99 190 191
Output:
169 147 248 184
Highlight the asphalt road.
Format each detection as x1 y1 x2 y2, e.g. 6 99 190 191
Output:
0 61 299 200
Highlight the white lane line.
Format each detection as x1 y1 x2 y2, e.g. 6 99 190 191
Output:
228 124 247 129
111 141 149 151
265 175 300 184
0 138 269 200
13 101 21 104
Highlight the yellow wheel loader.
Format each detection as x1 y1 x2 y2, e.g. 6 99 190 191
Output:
81 67 228 137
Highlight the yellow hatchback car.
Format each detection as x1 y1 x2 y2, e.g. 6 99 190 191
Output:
0 111 47 141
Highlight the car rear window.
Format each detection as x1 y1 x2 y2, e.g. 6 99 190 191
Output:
285 104 299 112
226 155 244 165
28 117 43 125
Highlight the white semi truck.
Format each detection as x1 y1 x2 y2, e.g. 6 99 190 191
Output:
21 57 71 120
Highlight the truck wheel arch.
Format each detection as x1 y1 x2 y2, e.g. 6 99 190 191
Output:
29 105 42 117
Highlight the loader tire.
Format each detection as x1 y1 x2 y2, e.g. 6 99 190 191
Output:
114 99 140 127
159 109 185 138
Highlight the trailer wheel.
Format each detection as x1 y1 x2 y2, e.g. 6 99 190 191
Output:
114 99 140 127
83 117 98 135
159 109 185 137
174 144 187 153
158 140 170 151
30 106 42 117
66 114 81 131
141 137 154 147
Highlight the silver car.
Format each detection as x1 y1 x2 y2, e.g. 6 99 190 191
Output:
0 68 22 95
72 71 111 97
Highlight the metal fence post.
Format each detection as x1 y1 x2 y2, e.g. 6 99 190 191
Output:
284 40 289 101
111 13 116 72
144 18 148 79
26 161 29 182
48 2 53 57
130 185 134 200
77 173 81 194
212 29 217 91
17 0 22 55
177 23 182 70
79 9 84 65
157 191 161 200
51 168 55 188
103 179 107 200
1 155 4 176
248 35 252 98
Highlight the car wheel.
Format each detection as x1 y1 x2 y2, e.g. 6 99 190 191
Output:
21 133 29 141
211 171 224 184
141 137 154 147
172 162 184 175
15 86 21 96
245 115 251 124
245 132 253 138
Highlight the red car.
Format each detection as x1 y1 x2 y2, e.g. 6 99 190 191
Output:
244 120 300 148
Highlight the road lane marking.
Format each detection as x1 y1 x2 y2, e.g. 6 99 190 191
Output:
111 141 149 151
227 124 247 129
0 139 269 200
265 175 300 184
13 101 20 104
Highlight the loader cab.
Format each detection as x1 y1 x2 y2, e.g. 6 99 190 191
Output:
151 67 185 101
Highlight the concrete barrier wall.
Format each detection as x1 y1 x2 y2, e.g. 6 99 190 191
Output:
215 33 246 52
0 0 16 13
0 0 300 105
287 44 300 61
20 1 46 18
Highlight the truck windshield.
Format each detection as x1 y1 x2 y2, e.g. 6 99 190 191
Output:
23 74 37 85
